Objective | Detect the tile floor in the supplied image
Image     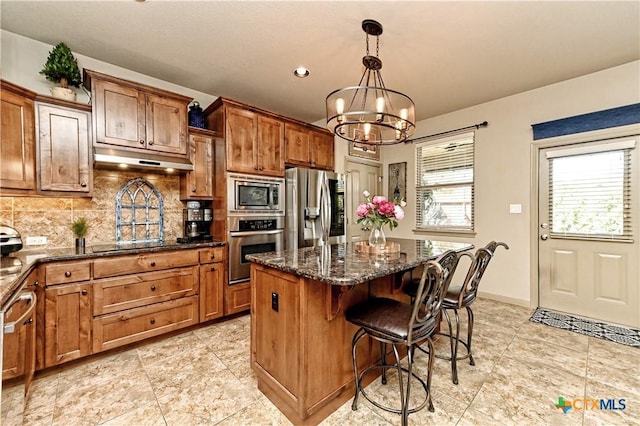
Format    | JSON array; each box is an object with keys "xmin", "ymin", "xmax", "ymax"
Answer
[{"xmin": 6, "ymin": 298, "xmax": 640, "ymax": 425}]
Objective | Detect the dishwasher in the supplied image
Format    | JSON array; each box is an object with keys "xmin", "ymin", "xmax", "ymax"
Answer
[{"xmin": 0, "ymin": 286, "xmax": 37, "ymax": 426}]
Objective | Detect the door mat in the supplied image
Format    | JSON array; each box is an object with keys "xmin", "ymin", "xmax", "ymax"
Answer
[{"xmin": 529, "ymin": 308, "xmax": 640, "ymax": 349}]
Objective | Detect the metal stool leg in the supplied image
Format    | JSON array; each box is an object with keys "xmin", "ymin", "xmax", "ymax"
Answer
[
  {"xmin": 425, "ymin": 338, "xmax": 435, "ymax": 412},
  {"xmin": 351, "ymin": 328, "xmax": 366, "ymax": 410},
  {"xmin": 466, "ymin": 306, "xmax": 475, "ymax": 366},
  {"xmin": 380, "ymin": 342, "xmax": 387, "ymax": 385}
]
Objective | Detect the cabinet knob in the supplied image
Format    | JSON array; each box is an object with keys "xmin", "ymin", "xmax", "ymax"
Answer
[
  {"xmin": 24, "ymin": 318, "xmax": 33, "ymax": 326},
  {"xmin": 151, "ymin": 285, "xmax": 157, "ymax": 291},
  {"xmin": 33, "ymin": 281, "xmax": 39, "ymax": 287},
  {"xmin": 150, "ymin": 262, "xmax": 156, "ymax": 267},
  {"xmin": 140, "ymin": 139, "xmax": 145, "ymax": 145},
  {"xmin": 210, "ymin": 254, "xmax": 216, "ymax": 260},
  {"xmin": 65, "ymin": 271, "xmax": 72, "ymax": 277},
  {"xmin": 210, "ymin": 266, "xmax": 216, "ymax": 271},
  {"xmin": 148, "ymin": 140, "xmax": 154, "ymax": 145},
  {"xmin": 81, "ymin": 182, "xmax": 87, "ymax": 187},
  {"xmin": 81, "ymin": 289, "xmax": 88, "ymax": 296},
  {"xmin": 192, "ymin": 187, "xmax": 197, "ymax": 193},
  {"xmin": 150, "ymin": 318, "xmax": 156, "ymax": 325}
]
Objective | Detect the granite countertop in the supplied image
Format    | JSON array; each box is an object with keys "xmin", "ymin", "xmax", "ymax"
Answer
[
  {"xmin": 0, "ymin": 240, "xmax": 226, "ymax": 308},
  {"xmin": 245, "ymin": 238, "xmax": 473, "ymax": 286}
]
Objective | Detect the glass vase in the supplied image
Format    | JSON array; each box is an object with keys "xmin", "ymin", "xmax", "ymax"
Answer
[{"xmin": 368, "ymin": 223, "xmax": 386, "ymax": 248}]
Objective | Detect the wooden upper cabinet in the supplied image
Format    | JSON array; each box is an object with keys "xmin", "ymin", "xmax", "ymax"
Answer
[
  {"xmin": 180, "ymin": 128, "xmax": 217, "ymax": 200},
  {"xmin": 285, "ymin": 122, "xmax": 335, "ymax": 170},
  {"xmin": 309, "ymin": 129, "xmax": 335, "ymax": 170},
  {"xmin": 256, "ymin": 115, "xmax": 285, "ymax": 176},
  {"xmin": 145, "ymin": 93, "xmax": 187, "ymax": 155},
  {"xmin": 84, "ymin": 69, "xmax": 191, "ymax": 157},
  {"xmin": 1, "ymin": 80, "xmax": 36, "ymax": 191},
  {"xmin": 36, "ymin": 101, "xmax": 92, "ymax": 195},
  {"xmin": 220, "ymin": 104, "xmax": 284, "ymax": 177}
]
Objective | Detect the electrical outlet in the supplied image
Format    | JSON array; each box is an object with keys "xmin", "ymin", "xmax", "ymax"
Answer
[{"xmin": 25, "ymin": 236, "xmax": 47, "ymax": 245}]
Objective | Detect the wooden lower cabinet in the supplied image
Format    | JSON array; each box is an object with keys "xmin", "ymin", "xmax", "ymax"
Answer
[
  {"xmin": 225, "ymin": 281, "xmax": 251, "ymax": 315},
  {"xmin": 93, "ymin": 296, "xmax": 199, "ymax": 352},
  {"xmin": 44, "ymin": 282, "xmax": 92, "ymax": 368},
  {"xmin": 200, "ymin": 263, "xmax": 224, "ymax": 322}
]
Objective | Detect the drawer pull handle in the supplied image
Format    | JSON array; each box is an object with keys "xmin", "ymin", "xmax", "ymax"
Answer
[
  {"xmin": 151, "ymin": 285, "xmax": 157, "ymax": 291},
  {"xmin": 64, "ymin": 271, "xmax": 72, "ymax": 277},
  {"xmin": 150, "ymin": 262, "xmax": 156, "ymax": 267},
  {"xmin": 150, "ymin": 318, "xmax": 156, "ymax": 325},
  {"xmin": 81, "ymin": 289, "xmax": 88, "ymax": 296}
]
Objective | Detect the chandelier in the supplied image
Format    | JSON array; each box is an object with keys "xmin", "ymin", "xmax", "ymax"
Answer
[{"xmin": 326, "ymin": 19, "xmax": 416, "ymax": 146}]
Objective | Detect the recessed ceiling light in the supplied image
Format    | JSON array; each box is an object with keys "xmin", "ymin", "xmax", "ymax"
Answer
[{"xmin": 293, "ymin": 67, "xmax": 310, "ymax": 78}]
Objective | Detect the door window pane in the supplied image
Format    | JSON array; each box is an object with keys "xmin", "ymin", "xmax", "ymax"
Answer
[{"xmin": 549, "ymin": 149, "xmax": 631, "ymax": 239}]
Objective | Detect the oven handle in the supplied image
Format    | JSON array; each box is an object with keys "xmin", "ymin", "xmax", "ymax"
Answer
[
  {"xmin": 3, "ymin": 291, "xmax": 36, "ymax": 334},
  {"xmin": 229, "ymin": 229, "xmax": 283, "ymax": 237}
]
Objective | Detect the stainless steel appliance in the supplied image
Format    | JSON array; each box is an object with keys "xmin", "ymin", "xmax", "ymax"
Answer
[
  {"xmin": 0, "ymin": 225, "xmax": 23, "ymax": 256},
  {"xmin": 178, "ymin": 207, "xmax": 213, "ymax": 243},
  {"xmin": 285, "ymin": 168, "xmax": 346, "ymax": 249},
  {"xmin": 227, "ymin": 173, "xmax": 284, "ymax": 215},
  {"xmin": 228, "ymin": 216, "xmax": 284, "ymax": 284},
  {"xmin": 1, "ymin": 259, "xmax": 36, "ymax": 424}
]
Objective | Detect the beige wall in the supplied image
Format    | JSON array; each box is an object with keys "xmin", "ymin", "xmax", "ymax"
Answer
[
  {"xmin": 0, "ymin": 170, "xmax": 185, "ymax": 249},
  {"xmin": 381, "ymin": 60, "xmax": 640, "ymax": 305}
]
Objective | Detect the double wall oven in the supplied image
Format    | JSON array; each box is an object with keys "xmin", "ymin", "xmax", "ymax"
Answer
[{"xmin": 227, "ymin": 174, "xmax": 285, "ymax": 284}]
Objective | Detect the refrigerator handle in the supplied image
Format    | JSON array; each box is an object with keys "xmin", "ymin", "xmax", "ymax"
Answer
[{"xmin": 320, "ymin": 171, "xmax": 331, "ymax": 244}]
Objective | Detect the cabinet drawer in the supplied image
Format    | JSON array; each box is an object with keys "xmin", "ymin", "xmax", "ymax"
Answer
[
  {"xmin": 93, "ymin": 266, "xmax": 199, "ymax": 315},
  {"xmin": 45, "ymin": 261, "xmax": 91, "ymax": 285},
  {"xmin": 199, "ymin": 246, "xmax": 225, "ymax": 263},
  {"xmin": 93, "ymin": 296, "xmax": 198, "ymax": 353},
  {"xmin": 93, "ymin": 250, "xmax": 199, "ymax": 278}
]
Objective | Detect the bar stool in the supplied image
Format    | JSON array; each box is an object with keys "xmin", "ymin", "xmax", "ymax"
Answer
[
  {"xmin": 404, "ymin": 241, "xmax": 509, "ymax": 384},
  {"xmin": 346, "ymin": 250, "xmax": 459, "ymax": 426}
]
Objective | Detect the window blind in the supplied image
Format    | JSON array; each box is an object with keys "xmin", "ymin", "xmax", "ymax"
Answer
[
  {"xmin": 549, "ymin": 146, "xmax": 633, "ymax": 240},
  {"xmin": 416, "ymin": 133, "xmax": 474, "ymax": 231}
]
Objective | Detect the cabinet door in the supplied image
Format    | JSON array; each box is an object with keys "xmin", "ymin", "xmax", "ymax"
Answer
[
  {"xmin": 310, "ymin": 130, "xmax": 335, "ymax": 171},
  {"xmin": 181, "ymin": 132, "xmax": 213, "ymax": 199},
  {"xmin": 0, "ymin": 88, "xmax": 36, "ymax": 190},
  {"xmin": 285, "ymin": 123, "xmax": 311, "ymax": 166},
  {"xmin": 44, "ymin": 282, "xmax": 92, "ymax": 368},
  {"xmin": 199, "ymin": 262, "xmax": 224, "ymax": 322},
  {"xmin": 145, "ymin": 94, "xmax": 187, "ymax": 155},
  {"xmin": 2, "ymin": 293, "xmax": 35, "ymax": 380},
  {"xmin": 225, "ymin": 281, "xmax": 251, "ymax": 315},
  {"xmin": 257, "ymin": 114, "xmax": 285, "ymax": 177},
  {"xmin": 37, "ymin": 103, "xmax": 92, "ymax": 194},
  {"xmin": 93, "ymin": 79, "xmax": 145, "ymax": 148},
  {"xmin": 226, "ymin": 106, "xmax": 258, "ymax": 174}
]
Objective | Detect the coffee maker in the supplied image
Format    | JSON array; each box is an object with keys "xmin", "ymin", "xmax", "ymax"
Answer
[{"xmin": 178, "ymin": 204, "xmax": 213, "ymax": 243}]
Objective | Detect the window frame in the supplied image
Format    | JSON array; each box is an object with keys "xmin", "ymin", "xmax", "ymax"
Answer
[{"xmin": 414, "ymin": 132, "xmax": 475, "ymax": 234}]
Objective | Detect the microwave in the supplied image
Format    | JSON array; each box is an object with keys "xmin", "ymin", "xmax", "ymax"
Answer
[{"xmin": 227, "ymin": 173, "xmax": 284, "ymax": 215}]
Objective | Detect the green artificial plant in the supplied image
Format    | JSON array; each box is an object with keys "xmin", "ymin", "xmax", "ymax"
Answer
[
  {"xmin": 71, "ymin": 217, "xmax": 89, "ymax": 239},
  {"xmin": 40, "ymin": 42, "xmax": 82, "ymax": 88}
]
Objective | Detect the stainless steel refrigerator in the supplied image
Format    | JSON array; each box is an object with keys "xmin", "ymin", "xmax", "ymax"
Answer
[{"xmin": 285, "ymin": 168, "xmax": 346, "ymax": 249}]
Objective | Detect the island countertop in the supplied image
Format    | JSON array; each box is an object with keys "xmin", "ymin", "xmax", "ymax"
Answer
[{"xmin": 246, "ymin": 238, "xmax": 473, "ymax": 286}]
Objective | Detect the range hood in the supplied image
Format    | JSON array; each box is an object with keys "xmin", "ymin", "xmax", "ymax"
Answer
[{"xmin": 93, "ymin": 147, "xmax": 194, "ymax": 173}]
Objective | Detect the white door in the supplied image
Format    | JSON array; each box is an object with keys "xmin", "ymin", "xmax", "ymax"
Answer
[
  {"xmin": 538, "ymin": 136, "xmax": 639, "ymax": 327},
  {"xmin": 345, "ymin": 160, "xmax": 381, "ymax": 242}
]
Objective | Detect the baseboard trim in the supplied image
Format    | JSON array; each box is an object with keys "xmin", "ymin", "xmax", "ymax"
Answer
[{"xmin": 477, "ymin": 291, "xmax": 531, "ymax": 309}]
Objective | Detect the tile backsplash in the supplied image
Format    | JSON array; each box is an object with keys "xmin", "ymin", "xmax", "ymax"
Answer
[{"xmin": 0, "ymin": 170, "xmax": 186, "ymax": 249}]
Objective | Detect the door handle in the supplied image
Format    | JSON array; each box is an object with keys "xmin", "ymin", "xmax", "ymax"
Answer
[{"xmin": 540, "ymin": 234, "xmax": 548, "ymax": 240}]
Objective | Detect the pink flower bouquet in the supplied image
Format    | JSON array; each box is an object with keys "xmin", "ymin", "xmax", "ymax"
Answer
[{"xmin": 355, "ymin": 190, "xmax": 406, "ymax": 231}]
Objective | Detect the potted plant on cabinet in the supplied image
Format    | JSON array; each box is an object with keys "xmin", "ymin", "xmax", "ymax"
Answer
[
  {"xmin": 71, "ymin": 217, "xmax": 89, "ymax": 251},
  {"xmin": 40, "ymin": 42, "xmax": 82, "ymax": 102}
]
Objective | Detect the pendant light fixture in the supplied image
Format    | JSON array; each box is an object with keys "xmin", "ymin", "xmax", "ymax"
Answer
[{"xmin": 326, "ymin": 19, "xmax": 415, "ymax": 146}]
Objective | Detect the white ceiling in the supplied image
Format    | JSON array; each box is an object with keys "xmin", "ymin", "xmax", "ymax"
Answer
[{"xmin": 2, "ymin": 1, "xmax": 639, "ymax": 124}]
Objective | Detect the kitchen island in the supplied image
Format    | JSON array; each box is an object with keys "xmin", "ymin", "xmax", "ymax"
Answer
[{"xmin": 247, "ymin": 238, "xmax": 472, "ymax": 425}]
